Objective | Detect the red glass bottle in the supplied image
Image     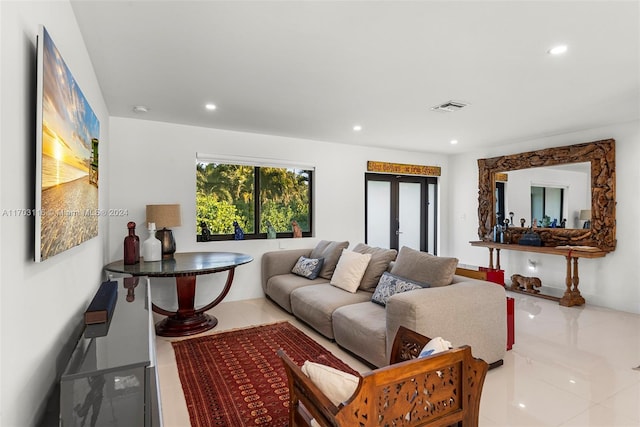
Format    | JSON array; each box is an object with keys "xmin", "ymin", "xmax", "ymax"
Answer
[{"xmin": 124, "ymin": 221, "xmax": 140, "ymax": 265}]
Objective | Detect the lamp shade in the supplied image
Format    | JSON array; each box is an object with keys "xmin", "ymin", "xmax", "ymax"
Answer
[
  {"xmin": 579, "ymin": 209, "xmax": 591, "ymax": 221},
  {"xmin": 146, "ymin": 204, "xmax": 182, "ymax": 229}
]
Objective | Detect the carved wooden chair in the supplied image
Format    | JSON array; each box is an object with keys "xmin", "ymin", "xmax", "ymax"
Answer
[{"xmin": 278, "ymin": 326, "xmax": 488, "ymax": 427}]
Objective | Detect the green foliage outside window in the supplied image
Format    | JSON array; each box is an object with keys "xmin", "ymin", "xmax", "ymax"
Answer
[{"xmin": 196, "ymin": 162, "xmax": 311, "ymax": 238}]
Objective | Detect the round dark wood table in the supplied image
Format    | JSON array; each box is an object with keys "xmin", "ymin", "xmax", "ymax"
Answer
[{"xmin": 104, "ymin": 252, "xmax": 253, "ymax": 337}]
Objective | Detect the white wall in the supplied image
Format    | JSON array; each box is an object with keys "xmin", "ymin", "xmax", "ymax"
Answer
[
  {"xmin": 107, "ymin": 117, "xmax": 451, "ymax": 305},
  {"xmin": 449, "ymin": 120, "xmax": 640, "ymax": 314},
  {"xmin": 0, "ymin": 2, "xmax": 109, "ymax": 426}
]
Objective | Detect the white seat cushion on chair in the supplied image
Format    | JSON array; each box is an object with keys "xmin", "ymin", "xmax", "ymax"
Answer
[{"xmin": 301, "ymin": 360, "xmax": 360, "ymax": 407}]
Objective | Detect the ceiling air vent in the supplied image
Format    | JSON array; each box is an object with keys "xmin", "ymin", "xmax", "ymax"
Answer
[{"xmin": 431, "ymin": 100, "xmax": 468, "ymax": 112}]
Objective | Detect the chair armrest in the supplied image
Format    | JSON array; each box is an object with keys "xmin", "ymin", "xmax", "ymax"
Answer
[{"xmin": 261, "ymin": 249, "xmax": 312, "ymax": 292}]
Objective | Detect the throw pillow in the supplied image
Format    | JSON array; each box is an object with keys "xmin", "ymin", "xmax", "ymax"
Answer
[
  {"xmin": 390, "ymin": 246, "xmax": 458, "ymax": 287},
  {"xmin": 371, "ymin": 271, "xmax": 427, "ymax": 306},
  {"xmin": 301, "ymin": 361, "xmax": 359, "ymax": 407},
  {"xmin": 352, "ymin": 243, "xmax": 398, "ymax": 291},
  {"xmin": 418, "ymin": 337, "xmax": 452, "ymax": 358},
  {"xmin": 291, "ymin": 256, "xmax": 324, "ymax": 280},
  {"xmin": 330, "ymin": 250, "xmax": 372, "ymax": 293},
  {"xmin": 309, "ymin": 240, "xmax": 350, "ymax": 280}
]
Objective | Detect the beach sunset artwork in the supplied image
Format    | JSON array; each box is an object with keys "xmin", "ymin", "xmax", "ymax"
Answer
[{"xmin": 35, "ymin": 26, "xmax": 100, "ymax": 261}]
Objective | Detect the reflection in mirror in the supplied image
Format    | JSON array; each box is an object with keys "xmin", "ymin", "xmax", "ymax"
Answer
[{"xmin": 496, "ymin": 163, "xmax": 591, "ymax": 229}]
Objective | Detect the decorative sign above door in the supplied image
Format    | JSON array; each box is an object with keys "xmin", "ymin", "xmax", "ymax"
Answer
[{"xmin": 367, "ymin": 161, "xmax": 441, "ymax": 177}]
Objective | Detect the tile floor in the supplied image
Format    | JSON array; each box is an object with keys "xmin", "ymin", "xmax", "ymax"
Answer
[{"xmin": 154, "ymin": 291, "xmax": 640, "ymax": 426}]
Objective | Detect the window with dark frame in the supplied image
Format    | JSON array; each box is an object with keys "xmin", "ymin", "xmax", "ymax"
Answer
[{"xmin": 196, "ymin": 161, "xmax": 313, "ymax": 241}]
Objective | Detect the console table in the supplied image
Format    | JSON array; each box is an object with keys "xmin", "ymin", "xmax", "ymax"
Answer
[
  {"xmin": 470, "ymin": 241, "xmax": 607, "ymax": 306},
  {"xmin": 60, "ymin": 277, "xmax": 161, "ymax": 426},
  {"xmin": 104, "ymin": 252, "xmax": 253, "ymax": 337}
]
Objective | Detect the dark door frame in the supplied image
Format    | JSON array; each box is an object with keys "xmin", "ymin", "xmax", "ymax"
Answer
[{"xmin": 364, "ymin": 173, "xmax": 438, "ymax": 253}]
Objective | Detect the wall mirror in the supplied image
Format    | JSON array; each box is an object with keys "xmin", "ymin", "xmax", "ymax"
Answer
[{"xmin": 477, "ymin": 139, "xmax": 616, "ymax": 252}]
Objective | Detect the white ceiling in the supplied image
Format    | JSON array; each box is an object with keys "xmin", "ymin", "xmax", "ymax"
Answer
[{"xmin": 70, "ymin": 1, "xmax": 640, "ymax": 154}]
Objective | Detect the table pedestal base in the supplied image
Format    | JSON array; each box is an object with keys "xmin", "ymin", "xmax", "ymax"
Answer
[{"xmin": 155, "ymin": 313, "xmax": 218, "ymax": 337}]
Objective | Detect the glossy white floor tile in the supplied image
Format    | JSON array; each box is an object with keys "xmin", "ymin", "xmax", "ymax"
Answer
[{"xmin": 154, "ymin": 292, "xmax": 640, "ymax": 427}]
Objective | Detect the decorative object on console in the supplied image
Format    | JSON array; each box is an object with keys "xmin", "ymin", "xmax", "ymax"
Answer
[
  {"xmin": 123, "ymin": 221, "xmax": 140, "ymax": 265},
  {"xmin": 233, "ymin": 220, "xmax": 244, "ymax": 240},
  {"xmin": 520, "ymin": 218, "xmax": 526, "ymax": 227},
  {"xmin": 580, "ymin": 209, "xmax": 591, "ymax": 229},
  {"xmin": 141, "ymin": 222, "xmax": 162, "ymax": 261},
  {"xmin": 518, "ymin": 229, "xmax": 542, "ymax": 246},
  {"xmin": 510, "ymin": 274, "xmax": 542, "ymax": 293},
  {"xmin": 146, "ymin": 204, "xmax": 181, "ymax": 258}
]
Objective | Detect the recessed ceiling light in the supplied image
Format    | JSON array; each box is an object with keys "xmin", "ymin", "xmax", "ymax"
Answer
[
  {"xmin": 132, "ymin": 105, "xmax": 148, "ymax": 113},
  {"xmin": 205, "ymin": 103, "xmax": 217, "ymax": 111},
  {"xmin": 353, "ymin": 125, "xmax": 362, "ymax": 132},
  {"xmin": 548, "ymin": 44, "xmax": 568, "ymax": 55},
  {"xmin": 450, "ymin": 139, "xmax": 458, "ymax": 145}
]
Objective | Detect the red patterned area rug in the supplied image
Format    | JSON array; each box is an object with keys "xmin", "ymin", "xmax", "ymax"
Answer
[{"xmin": 172, "ymin": 321, "xmax": 358, "ymax": 427}]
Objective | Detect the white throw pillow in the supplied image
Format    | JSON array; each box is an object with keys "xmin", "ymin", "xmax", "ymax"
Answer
[
  {"xmin": 301, "ymin": 361, "xmax": 360, "ymax": 407},
  {"xmin": 330, "ymin": 250, "xmax": 372, "ymax": 293},
  {"xmin": 418, "ymin": 336, "xmax": 452, "ymax": 358}
]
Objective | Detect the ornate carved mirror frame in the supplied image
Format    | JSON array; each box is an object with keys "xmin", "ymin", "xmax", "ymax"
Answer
[{"xmin": 477, "ymin": 139, "xmax": 616, "ymax": 252}]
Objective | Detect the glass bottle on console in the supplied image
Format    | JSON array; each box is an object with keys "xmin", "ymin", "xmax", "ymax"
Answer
[{"xmin": 124, "ymin": 221, "xmax": 140, "ymax": 264}]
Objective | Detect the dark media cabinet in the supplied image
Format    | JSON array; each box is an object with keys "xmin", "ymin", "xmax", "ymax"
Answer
[{"xmin": 60, "ymin": 277, "xmax": 162, "ymax": 426}]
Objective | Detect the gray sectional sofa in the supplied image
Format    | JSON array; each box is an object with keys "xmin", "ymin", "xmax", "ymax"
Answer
[{"xmin": 261, "ymin": 242, "xmax": 507, "ymax": 368}]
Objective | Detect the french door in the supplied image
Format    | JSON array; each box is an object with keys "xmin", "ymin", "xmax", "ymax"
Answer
[{"xmin": 365, "ymin": 173, "xmax": 438, "ymax": 254}]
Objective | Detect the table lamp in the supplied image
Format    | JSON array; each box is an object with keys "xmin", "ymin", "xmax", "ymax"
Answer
[
  {"xmin": 146, "ymin": 204, "xmax": 181, "ymax": 258},
  {"xmin": 579, "ymin": 209, "xmax": 591, "ymax": 229}
]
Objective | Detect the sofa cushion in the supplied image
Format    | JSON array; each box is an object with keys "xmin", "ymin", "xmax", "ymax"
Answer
[
  {"xmin": 390, "ymin": 246, "xmax": 458, "ymax": 287},
  {"xmin": 290, "ymin": 284, "xmax": 372, "ymax": 339},
  {"xmin": 352, "ymin": 243, "xmax": 397, "ymax": 291},
  {"xmin": 330, "ymin": 250, "xmax": 372, "ymax": 293},
  {"xmin": 291, "ymin": 256, "xmax": 324, "ymax": 280},
  {"xmin": 332, "ymin": 302, "xmax": 388, "ymax": 367},
  {"xmin": 371, "ymin": 272, "xmax": 427, "ymax": 306},
  {"xmin": 266, "ymin": 274, "xmax": 329, "ymax": 313},
  {"xmin": 310, "ymin": 240, "xmax": 350, "ymax": 280}
]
